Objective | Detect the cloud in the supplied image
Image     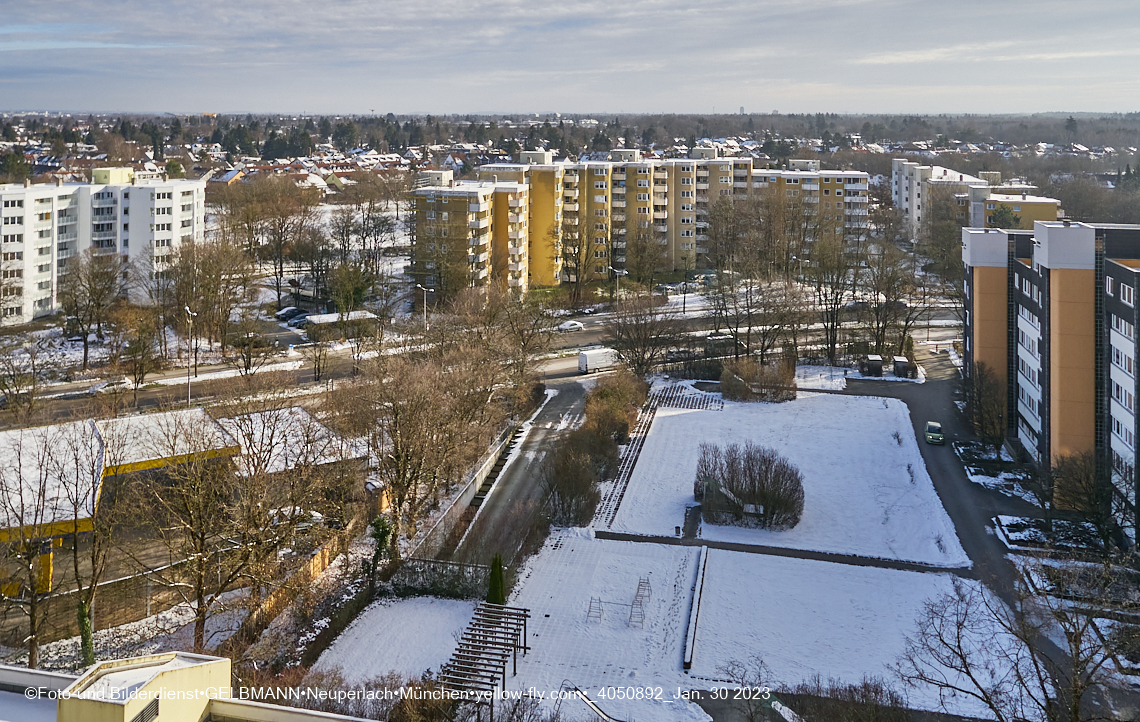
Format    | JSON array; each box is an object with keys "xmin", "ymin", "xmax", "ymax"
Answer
[{"xmin": 0, "ymin": 1, "xmax": 1135, "ymax": 113}]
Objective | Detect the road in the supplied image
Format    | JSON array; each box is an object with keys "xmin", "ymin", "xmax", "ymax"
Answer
[{"xmin": 450, "ymin": 375, "xmax": 588, "ymax": 566}]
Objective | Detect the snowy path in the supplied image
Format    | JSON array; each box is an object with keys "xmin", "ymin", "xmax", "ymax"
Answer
[{"xmin": 593, "ymin": 530, "xmax": 972, "ymax": 576}]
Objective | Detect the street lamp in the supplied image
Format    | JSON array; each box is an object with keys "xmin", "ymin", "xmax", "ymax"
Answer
[
  {"xmin": 415, "ymin": 284, "xmax": 434, "ymax": 329},
  {"xmin": 184, "ymin": 306, "xmax": 197, "ymax": 407},
  {"xmin": 608, "ymin": 266, "xmax": 627, "ymax": 298}
]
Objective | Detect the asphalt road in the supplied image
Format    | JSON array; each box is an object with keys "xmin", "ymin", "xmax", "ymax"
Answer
[{"xmin": 451, "ymin": 376, "xmax": 588, "ymax": 567}]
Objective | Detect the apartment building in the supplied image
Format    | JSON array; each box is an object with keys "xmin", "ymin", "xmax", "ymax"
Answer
[
  {"xmin": 963, "ymin": 220, "xmax": 1140, "ymax": 538},
  {"xmin": 408, "ymin": 171, "xmax": 529, "ymax": 298},
  {"xmin": 0, "ymin": 168, "xmax": 207, "ymax": 324},
  {"xmin": 413, "ymin": 149, "xmax": 870, "ymax": 291},
  {"xmin": 892, "ymin": 158, "xmax": 1061, "ymax": 238}
]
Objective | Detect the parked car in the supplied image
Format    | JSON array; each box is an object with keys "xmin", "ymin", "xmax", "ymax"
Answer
[
  {"xmin": 667, "ymin": 349, "xmax": 701, "ymax": 362},
  {"xmin": 924, "ymin": 421, "xmax": 944, "ymax": 445},
  {"xmin": 275, "ymin": 306, "xmax": 304, "ymax": 321},
  {"xmin": 558, "ymin": 320, "xmax": 585, "ymax": 333},
  {"xmin": 286, "ymin": 313, "xmax": 311, "ymax": 328}
]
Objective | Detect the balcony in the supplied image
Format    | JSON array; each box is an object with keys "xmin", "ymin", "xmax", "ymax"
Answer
[
  {"xmin": 508, "ymin": 230, "xmax": 525, "ymax": 240},
  {"xmin": 653, "ymin": 211, "xmax": 668, "ymax": 220},
  {"xmin": 696, "ymin": 234, "xmax": 709, "ymax": 241},
  {"xmin": 508, "ymin": 276, "xmax": 524, "ymax": 288},
  {"xmin": 508, "ymin": 262, "xmax": 524, "ymax": 272},
  {"xmin": 653, "ymin": 170, "xmax": 668, "ymax": 178},
  {"xmin": 565, "ymin": 217, "xmax": 579, "ymax": 226},
  {"xmin": 611, "ymin": 186, "xmax": 625, "ymax": 195},
  {"xmin": 473, "ymin": 267, "xmax": 489, "ymax": 280},
  {"xmin": 92, "ymin": 197, "xmax": 116, "ymax": 208},
  {"xmin": 612, "ymin": 214, "xmax": 626, "ymax": 222},
  {"xmin": 802, "ymin": 183, "xmax": 819, "ymax": 191},
  {"xmin": 654, "ymin": 225, "xmax": 668, "ymax": 233},
  {"xmin": 845, "ymin": 182, "xmax": 869, "ymax": 191},
  {"xmin": 612, "ymin": 173, "xmax": 626, "ymax": 181},
  {"xmin": 92, "ymin": 231, "xmax": 116, "ymax": 242},
  {"xmin": 613, "ymin": 227, "xmax": 626, "ymax": 235},
  {"xmin": 469, "ymin": 216, "xmax": 491, "ymax": 229},
  {"xmin": 508, "ymin": 213, "xmax": 525, "ymax": 224},
  {"xmin": 469, "ymin": 202, "xmax": 490, "ymax": 212},
  {"xmin": 563, "ymin": 188, "xmax": 579, "ymax": 199},
  {"xmin": 733, "ymin": 171, "xmax": 749, "ymax": 178},
  {"xmin": 733, "ymin": 182, "xmax": 748, "ymax": 189},
  {"xmin": 695, "ymin": 195, "xmax": 709, "ymax": 203},
  {"xmin": 508, "ymin": 197, "xmax": 525, "ymax": 208},
  {"xmin": 696, "ymin": 183, "xmax": 710, "ymax": 190},
  {"xmin": 612, "ymin": 241, "xmax": 626, "ymax": 249},
  {"xmin": 612, "ymin": 200, "xmax": 626, "ymax": 208},
  {"xmin": 751, "ymin": 181, "xmax": 768, "ymax": 189},
  {"xmin": 614, "ymin": 256, "xmax": 626, "ymax": 264},
  {"xmin": 563, "ymin": 203, "xmax": 579, "ymax": 212},
  {"xmin": 508, "ymin": 244, "xmax": 526, "ymax": 255},
  {"xmin": 563, "ymin": 173, "xmax": 579, "ymax": 183},
  {"xmin": 469, "ymin": 251, "xmax": 489, "ymax": 264},
  {"xmin": 848, "ymin": 195, "xmax": 869, "ymax": 203},
  {"xmin": 57, "ymin": 232, "xmax": 77, "ymax": 243},
  {"xmin": 804, "ymin": 196, "xmax": 819, "ymax": 203}
]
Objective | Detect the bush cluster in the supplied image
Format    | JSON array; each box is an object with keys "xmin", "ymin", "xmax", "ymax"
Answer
[
  {"xmin": 697, "ymin": 441, "xmax": 804, "ymax": 530},
  {"xmin": 720, "ymin": 358, "xmax": 796, "ymax": 403},
  {"xmin": 542, "ymin": 371, "xmax": 647, "ymax": 526}
]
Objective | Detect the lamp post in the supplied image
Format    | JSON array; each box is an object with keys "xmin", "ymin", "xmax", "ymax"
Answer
[
  {"xmin": 184, "ymin": 306, "xmax": 197, "ymax": 407},
  {"xmin": 416, "ymin": 284, "xmax": 433, "ymax": 329},
  {"xmin": 608, "ymin": 266, "xmax": 627, "ymax": 299}
]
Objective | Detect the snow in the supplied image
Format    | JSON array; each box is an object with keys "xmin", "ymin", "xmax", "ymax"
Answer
[
  {"xmin": 793, "ymin": 365, "xmax": 847, "ymax": 390},
  {"xmin": 314, "ymin": 597, "xmax": 475, "ymax": 681},
  {"xmin": 688, "ymin": 548, "xmax": 990, "ymax": 718},
  {"xmin": 610, "ymin": 393, "xmax": 969, "ymax": 567},
  {"xmin": 508, "ymin": 532, "xmax": 711, "ymax": 721}
]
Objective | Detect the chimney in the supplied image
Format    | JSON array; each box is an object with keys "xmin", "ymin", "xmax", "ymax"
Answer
[
  {"xmin": 1063, "ymin": 220, "xmax": 1071, "ymax": 227},
  {"xmin": 23, "ymin": 179, "xmax": 30, "ymax": 188},
  {"xmin": 56, "ymin": 178, "xmax": 63, "ymax": 187},
  {"xmin": 1022, "ymin": 193, "xmax": 1026, "ymax": 200}
]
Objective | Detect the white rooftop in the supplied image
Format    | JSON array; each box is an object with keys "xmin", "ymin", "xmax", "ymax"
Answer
[
  {"xmin": 217, "ymin": 406, "xmax": 365, "ymax": 477},
  {"xmin": 0, "ymin": 420, "xmax": 103, "ymax": 532},
  {"xmin": 95, "ymin": 408, "xmax": 237, "ymax": 475}
]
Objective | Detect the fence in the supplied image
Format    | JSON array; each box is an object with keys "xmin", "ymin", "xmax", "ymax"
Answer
[{"xmin": 387, "ymin": 557, "xmax": 490, "ymax": 599}]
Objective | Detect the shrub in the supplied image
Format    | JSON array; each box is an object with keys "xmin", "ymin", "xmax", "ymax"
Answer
[
  {"xmin": 585, "ymin": 370, "xmax": 648, "ymax": 443},
  {"xmin": 698, "ymin": 441, "xmax": 805, "ymax": 530},
  {"xmin": 540, "ymin": 429, "xmax": 605, "ymax": 526},
  {"xmin": 720, "ymin": 358, "xmax": 796, "ymax": 403}
]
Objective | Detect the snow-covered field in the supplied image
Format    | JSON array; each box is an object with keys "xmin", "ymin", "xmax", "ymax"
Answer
[
  {"xmin": 688, "ymin": 549, "xmax": 990, "ymax": 719},
  {"xmin": 314, "ymin": 597, "xmax": 475, "ymax": 681},
  {"xmin": 611, "ymin": 391, "xmax": 969, "ymax": 567},
  {"xmin": 509, "ymin": 530, "xmax": 711, "ymax": 721}
]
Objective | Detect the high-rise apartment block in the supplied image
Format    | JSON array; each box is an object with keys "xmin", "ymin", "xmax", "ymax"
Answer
[
  {"xmin": 963, "ymin": 221, "xmax": 1140, "ymax": 537},
  {"xmin": 892, "ymin": 158, "xmax": 1061, "ymax": 238},
  {"xmin": 0, "ymin": 168, "xmax": 207, "ymax": 324},
  {"xmin": 409, "ymin": 150, "xmax": 869, "ymax": 297}
]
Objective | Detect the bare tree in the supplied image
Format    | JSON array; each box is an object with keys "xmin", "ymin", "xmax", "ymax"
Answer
[
  {"xmin": 968, "ymin": 361, "xmax": 1006, "ymax": 453},
  {"xmin": 896, "ymin": 564, "xmax": 1117, "ymax": 722},
  {"xmin": 57, "ymin": 247, "xmax": 127, "ymax": 370},
  {"xmin": 603, "ymin": 293, "xmax": 681, "ymax": 378},
  {"xmin": 0, "ymin": 335, "xmax": 45, "ymax": 417},
  {"xmin": 804, "ymin": 236, "xmax": 858, "ymax": 366}
]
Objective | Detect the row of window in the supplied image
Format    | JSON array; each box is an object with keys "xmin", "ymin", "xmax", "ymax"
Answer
[
  {"xmin": 1113, "ymin": 313, "xmax": 1135, "ymax": 339},
  {"xmin": 1018, "ymin": 357, "xmax": 1039, "ymax": 388},
  {"xmin": 1113, "ymin": 344, "xmax": 1135, "ymax": 376},
  {"xmin": 1106, "ymin": 277, "xmax": 1136, "ymax": 306},
  {"xmin": 1113, "ymin": 415, "xmax": 1135, "ymax": 449},
  {"xmin": 1018, "ymin": 385, "xmax": 1040, "ymax": 417}
]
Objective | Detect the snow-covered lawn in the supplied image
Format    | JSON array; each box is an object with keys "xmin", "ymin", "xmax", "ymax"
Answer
[
  {"xmin": 610, "ymin": 391, "xmax": 969, "ymax": 567},
  {"xmin": 314, "ymin": 597, "xmax": 475, "ymax": 682},
  {"xmin": 689, "ymin": 548, "xmax": 989, "ymax": 718},
  {"xmin": 509, "ymin": 530, "xmax": 711, "ymax": 721}
]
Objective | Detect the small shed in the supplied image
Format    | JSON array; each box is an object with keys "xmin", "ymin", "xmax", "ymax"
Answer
[
  {"xmin": 866, "ymin": 354, "xmax": 883, "ymax": 377},
  {"xmin": 893, "ymin": 356, "xmax": 910, "ymax": 377}
]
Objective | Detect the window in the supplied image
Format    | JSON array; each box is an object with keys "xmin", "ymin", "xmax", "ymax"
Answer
[
  {"xmin": 1113, "ymin": 344, "xmax": 1135, "ymax": 376},
  {"xmin": 593, "ymin": 168, "xmax": 606, "ymax": 176},
  {"xmin": 36, "ymin": 263, "xmax": 50, "ymax": 274},
  {"xmin": 680, "ymin": 204, "xmax": 694, "ymax": 211},
  {"xmin": 1, "ymin": 252, "xmax": 21, "ymax": 261},
  {"xmin": 593, "ymin": 195, "xmax": 606, "ymax": 203},
  {"xmin": 680, "ymin": 216, "xmax": 694, "ymax": 224},
  {"xmin": 594, "ymin": 209, "xmax": 607, "ymax": 217},
  {"xmin": 636, "ymin": 193, "xmax": 649, "ymax": 202},
  {"xmin": 1113, "ymin": 313, "xmax": 1135, "ymax": 339},
  {"xmin": 154, "ymin": 223, "xmax": 172, "ymax": 232},
  {"xmin": 986, "ymin": 202, "xmax": 995, "ymax": 210},
  {"xmin": 593, "ymin": 249, "xmax": 607, "ymax": 258},
  {"xmin": 36, "ymin": 246, "xmax": 48, "ymax": 256},
  {"xmin": 594, "ymin": 223, "xmax": 607, "ymax": 231},
  {"xmin": 1107, "ymin": 277, "xmax": 1115, "ymax": 295},
  {"xmin": 1018, "ymin": 385, "xmax": 1039, "ymax": 417},
  {"xmin": 594, "ymin": 181, "xmax": 607, "ymax": 189},
  {"xmin": 1113, "ymin": 415, "xmax": 1135, "ymax": 448},
  {"xmin": 2, "ymin": 306, "xmax": 22, "ymax": 317},
  {"xmin": 155, "ymin": 191, "xmax": 172, "ymax": 200},
  {"xmin": 155, "ymin": 207, "xmax": 172, "ymax": 215},
  {"xmin": 1, "ymin": 269, "xmax": 22, "ymax": 279},
  {"xmin": 680, "ymin": 190, "xmax": 694, "ymax": 198},
  {"xmin": 1113, "ymin": 380, "xmax": 1135, "ymax": 412},
  {"xmin": 1019, "ymin": 305, "xmax": 1040, "ymax": 328},
  {"xmin": 1122, "ymin": 284, "xmax": 1135, "ymax": 307},
  {"xmin": 835, "ymin": 190, "xmax": 843, "ymax": 197},
  {"xmin": 681, "ymin": 177, "xmax": 693, "ymax": 185},
  {"xmin": 637, "ymin": 207, "xmax": 650, "ymax": 215},
  {"xmin": 720, "ymin": 176, "xmax": 731, "ymax": 184},
  {"xmin": 2, "ymin": 217, "xmax": 22, "ymax": 225},
  {"xmin": 637, "ymin": 179, "xmax": 650, "ymax": 188},
  {"xmin": 637, "ymin": 168, "xmax": 649, "ymax": 175},
  {"xmin": 823, "ymin": 189, "xmax": 830, "ymax": 196},
  {"xmin": 124, "ymin": 223, "xmax": 130, "ymax": 231},
  {"xmin": 2, "ymin": 200, "xmax": 23, "ymax": 208},
  {"xmin": 2, "ymin": 234, "xmax": 22, "ymax": 243}
]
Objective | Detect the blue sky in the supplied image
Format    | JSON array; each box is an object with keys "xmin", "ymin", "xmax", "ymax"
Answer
[{"xmin": 0, "ymin": 1, "xmax": 1137, "ymax": 114}]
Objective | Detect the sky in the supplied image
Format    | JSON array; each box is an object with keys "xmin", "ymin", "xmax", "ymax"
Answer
[{"xmin": 1, "ymin": 0, "xmax": 1138, "ymax": 115}]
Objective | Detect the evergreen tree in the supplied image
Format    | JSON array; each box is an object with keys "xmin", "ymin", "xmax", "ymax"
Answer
[{"xmin": 486, "ymin": 553, "xmax": 505, "ymax": 605}]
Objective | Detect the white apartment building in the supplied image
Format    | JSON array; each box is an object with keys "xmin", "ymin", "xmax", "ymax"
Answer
[
  {"xmin": 892, "ymin": 158, "xmax": 991, "ymax": 238},
  {"xmin": 0, "ymin": 168, "xmax": 206, "ymax": 324}
]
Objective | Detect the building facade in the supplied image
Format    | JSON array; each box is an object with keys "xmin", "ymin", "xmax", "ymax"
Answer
[
  {"xmin": 963, "ymin": 221, "xmax": 1140, "ymax": 539},
  {"xmin": 892, "ymin": 158, "xmax": 1061, "ymax": 238},
  {"xmin": 0, "ymin": 168, "xmax": 207, "ymax": 324},
  {"xmin": 409, "ymin": 150, "xmax": 870, "ymax": 297}
]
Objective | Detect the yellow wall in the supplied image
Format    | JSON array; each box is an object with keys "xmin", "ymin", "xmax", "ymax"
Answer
[
  {"xmin": 527, "ymin": 169, "xmax": 561, "ymax": 287},
  {"xmin": 92, "ymin": 168, "xmax": 134, "ymax": 185},
  {"xmin": 972, "ymin": 266, "xmax": 1008, "ymax": 385},
  {"xmin": 986, "ymin": 201, "xmax": 1059, "ymax": 230},
  {"xmin": 59, "ymin": 654, "xmax": 230, "ymax": 722},
  {"xmin": 1049, "ymin": 268, "xmax": 1096, "ymax": 463}
]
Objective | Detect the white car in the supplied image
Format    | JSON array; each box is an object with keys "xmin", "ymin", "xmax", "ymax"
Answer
[{"xmin": 558, "ymin": 320, "xmax": 585, "ymax": 332}]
